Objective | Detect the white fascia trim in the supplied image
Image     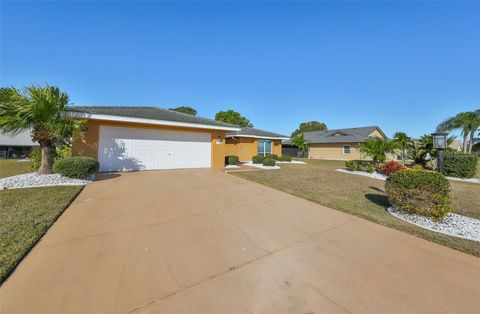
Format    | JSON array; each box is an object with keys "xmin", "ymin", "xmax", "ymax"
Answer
[
  {"xmin": 226, "ymin": 134, "xmax": 290, "ymax": 140},
  {"xmin": 68, "ymin": 112, "xmax": 241, "ymax": 131}
]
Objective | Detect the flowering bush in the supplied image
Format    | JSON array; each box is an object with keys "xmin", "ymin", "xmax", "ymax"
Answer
[{"xmin": 381, "ymin": 160, "xmax": 406, "ymax": 176}]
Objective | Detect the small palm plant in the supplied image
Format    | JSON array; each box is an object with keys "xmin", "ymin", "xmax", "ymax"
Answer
[
  {"xmin": 359, "ymin": 137, "xmax": 395, "ymax": 166},
  {"xmin": 393, "ymin": 132, "xmax": 411, "ymax": 165},
  {"xmin": 291, "ymin": 133, "xmax": 309, "ymax": 158},
  {"xmin": 0, "ymin": 85, "xmax": 84, "ymax": 174}
]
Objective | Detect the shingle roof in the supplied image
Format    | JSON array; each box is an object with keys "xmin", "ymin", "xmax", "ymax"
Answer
[
  {"xmin": 68, "ymin": 106, "xmax": 239, "ymax": 129},
  {"xmin": 226, "ymin": 127, "xmax": 289, "ymax": 140},
  {"xmin": 283, "ymin": 126, "xmax": 385, "ymax": 144}
]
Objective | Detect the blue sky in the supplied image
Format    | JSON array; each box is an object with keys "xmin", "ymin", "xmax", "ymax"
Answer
[{"xmin": 1, "ymin": 1, "xmax": 479, "ymax": 138}]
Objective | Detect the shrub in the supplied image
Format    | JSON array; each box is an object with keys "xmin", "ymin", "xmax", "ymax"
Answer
[
  {"xmin": 385, "ymin": 170, "xmax": 452, "ymax": 220},
  {"xmin": 345, "ymin": 160, "xmax": 359, "ymax": 171},
  {"xmin": 381, "ymin": 160, "xmax": 406, "ymax": 176},
  {"xmin": 252, "ymin": 155, "xmax": 265, "ymax": 164},
  {"xmin": 29, "ymin": 147, "xmax": 43, "ymax": 171},
  {"xmin": 268, "ymin": 154, "xmax": 279, "ymax": 160},
  {"xmin": 55, "ymin": 145, "xmax": 72, "ymax": 160},
  {"xmin": 53, "ymin": 157, "xmax": 99, "ymax": 179},
  {"xmin": 443, "ymin": 151, "xmax": 478, "ymax": 178},
  {"xmin": 225, "ymin": 155, "xmax": 239, "ymax": 165},
  {"xmin": 278, "ymin": 155, "xmax": 292, "ymax": 162},
  {"xmin": 262, "ymin": 156, "xmax": 276, "ymax": 166},
  {"xmin": 365, "ymin": 163, "xmax": 375, "ymax": 173}
]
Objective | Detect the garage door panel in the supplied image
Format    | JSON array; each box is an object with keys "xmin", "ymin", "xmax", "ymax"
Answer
[{"xmin": 98, "ymin": 126, "xmax": 211, "ymax": 172}]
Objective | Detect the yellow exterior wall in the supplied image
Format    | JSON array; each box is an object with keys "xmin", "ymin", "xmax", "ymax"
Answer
[
  {"xmin": 225, "ymin": 138, "xmax": 282, "ymax": 161},
  {"xmin": 308, "ymin": 143, "xmax": 363, "ymax": 160},
  {"xmin": 72, "ymin": 119, "xmax": 227, "ymax": 169},
  {"xmin": 368, "ymin": 129, "xmax": 386, "ymax": 139}
]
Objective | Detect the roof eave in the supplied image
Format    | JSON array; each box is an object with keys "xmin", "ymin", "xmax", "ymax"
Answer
[
  {"xmin": 67, "ymin": 112, "xmax": 242, "ymax": 132},
  {"xmin": 225, "ymin": 134, "xmax": 290, "ymax": 140}
]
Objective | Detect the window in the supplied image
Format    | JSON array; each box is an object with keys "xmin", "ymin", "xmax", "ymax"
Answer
[
  {"xmin": 258, "ymin": 140, "xmax": 272, "ymax": 156},
  {"xmin": 343, "ymin": 145, "xmax": 351, "ymax": 154}
]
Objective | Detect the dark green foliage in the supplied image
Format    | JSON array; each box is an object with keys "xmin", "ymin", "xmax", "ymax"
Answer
[
  {"xmin": 262, "ymin": 155, "xmax": 276, "ymax": 166},
  {"xmin": 385, "ymin": 170, "xmax": 452, "ymax": 220},
  {"xmin": 291, "ymin": 121, "xmax": 327, "ymax": 138},
  {"xmin": 169, "ymin": 106, "xmax": 197, "ymax": 116},
  {"xmin": 443, "ymin": 151, "xmax": 478, "ymax": 178},
  {"xmin": 268, "ymin": 154, "xmax": 279, "ymax": 160},
  {"xmin": 52, "ymin": 157, "xmax": 99, "ymax": 179},
  {"xmin": 225, "ymin": 155, "xmax": 239, "ymax": 165},
  {"xmin": 252, "ymin": 155, "xmax": 265, "ymax": 164},
  {"xmin": 278, "ymin": 155, "xmax": 292, "ymax": 162},
  {"xmin": 29, "ymin": 147, "xmax": 44, "ymax": 171},
  {"xmin": 345, "ymin": 160, "xmax": 375, "ymax": 173}
]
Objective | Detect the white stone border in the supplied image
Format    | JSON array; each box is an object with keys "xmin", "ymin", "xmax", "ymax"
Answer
[
  {"xmin": 336, "ymin": 168, "xmax": 480, "ymax": 184},
  {"xmin": 387, "ymin": 206, "xmax": 480, "ymax": 242}
]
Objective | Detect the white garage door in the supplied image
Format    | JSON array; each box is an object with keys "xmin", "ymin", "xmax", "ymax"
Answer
[{"xmin": 98, "ymin": 126, "xmax": 211, "ymax": 172}]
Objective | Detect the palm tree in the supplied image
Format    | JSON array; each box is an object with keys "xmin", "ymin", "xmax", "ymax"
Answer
[
  {"xmin": 291, "ymin": 133, "xmax": 309, "ymax": 158},
  {"xmin": 436, "ymin": 110, "xmax": 480, "ymax": 153},
  {"xmin": 393, "ymin": 131, "xmax": 411, "ymax": 165},
  {"xmin": 359, "ymin": 137, "xmax": 395, "ymax": 166},
  {"xmin": 0, "ymin": 85, "xmax": 84, "ymax": 174}
]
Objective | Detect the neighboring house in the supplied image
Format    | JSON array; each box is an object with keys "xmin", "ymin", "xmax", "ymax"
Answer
[
  {"xmin": 225, "ymin": 128, "xmax": 289, "ymax": 161},
  {"xmin": 284, "ymin": 126, "xmax": 387, "ymax": 160},
  {"xmin": 69, "ymin": 106, "xmax": 241, "ymax": 172},
  {"xmin": 448, "ymin": 139, "xmax": 463, "ymax": 152},
  {"xmin": 0, "ymin": 129, "xmax": 38, "ymax": 159}
]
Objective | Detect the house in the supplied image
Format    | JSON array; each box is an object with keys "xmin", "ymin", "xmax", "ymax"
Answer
[
  {"xmin": 69, "ymin": 106, "xmax": 242, "ymax": 172},
  {"xmin": 225, "ymin": 128, "xmax": 289, "ymax": 161},
  {"xmin": 0, "ymin": 129, "xmax": 38, "ymax": 159},
  {"xmin": 284, "ymin": 126, "xmax": 387, "ymax": 160}
]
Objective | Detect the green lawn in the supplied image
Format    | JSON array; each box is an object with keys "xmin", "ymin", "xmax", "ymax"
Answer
[
  {"xmin": 232, "ymin": 159, "xmax": 480, "ymax": 257},
  {"xmin": 0, "ymin": 160, "xmax": 83, "ymax": 283},
  {"xmin": 0, "ymin": 159, "xmax": 33, "ymax": 178}
]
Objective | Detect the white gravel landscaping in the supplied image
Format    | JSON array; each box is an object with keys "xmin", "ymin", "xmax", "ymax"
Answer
[
  {"xmin": 242, "ymin": 161, "xmax": 280, "ymax": 170},
  {"xmin": 336, "ymin": 168, "xmax": 387, "ymax": 180},
  {"xmin": 276, "ymin": 160, "xmax": 306, "ymax": 164},
  {"xmin": 387, "ymin": 206, "xmax": 480, "ymax": 242},
  {"xmin": 337, "ymin": 168, "xmax": 480, "ymax": 184},
  {"xmin": 224, "ymin": 165, "xmax": 241, "ymax": 169},
  {"xmin": 0, "ymin": 172, "xmax": 92, "ymax": 190}
]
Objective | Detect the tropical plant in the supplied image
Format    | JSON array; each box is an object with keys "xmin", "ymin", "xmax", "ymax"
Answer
[
  {"xmin": 392, "ymin": 131, "xmax": 411, "ymax": 165},
  {"xmin": 408, "ymin": 134, "xmax": 456, "ymax": 168},
  {"xmin": 169, "ymin": 106, "xmax": 197, "ymax": 116},
  {"xmin": 436, "ymin": 110, "xmax": 480, "ymax": 152},
  {"xmin": 291, "ymin": 121, "xmax": 327, "ymax": 138},
  {"xmin": 214, "ymin": 109, "xmax": 253, "ymax": 127},
  {"xmin": 0, "ymin": 85, "xmax": 84, "ymax": 174},
  {"xmin": 359, "ymin": 138, "xmax": 395, "ymax": 166},
  {"xmin": 291, "ymin": 133, "xmax": 309, "ymax": 158}
]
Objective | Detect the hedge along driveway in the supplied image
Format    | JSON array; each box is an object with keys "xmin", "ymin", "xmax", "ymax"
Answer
[{"xmin": 233, "ymin": 159, "xmax": 480, "ymax": 256}]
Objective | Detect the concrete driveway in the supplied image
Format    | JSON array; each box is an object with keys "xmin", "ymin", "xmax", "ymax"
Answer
[{"xmin": 1, "ymin": 169, "xmax": 479, "ymax": 313}]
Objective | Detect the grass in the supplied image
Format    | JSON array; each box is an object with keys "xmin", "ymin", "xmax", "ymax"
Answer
[
  {"xmin": 232, "ymin": 159, "xmax": 480, "ymax": 257},
  {"xmin": 0, "ymin": 160, "xmax": 83, "ymax": 284},
  {"xmin": 0, "ymin": 159, "xmax": 33, "ymax": 178}
]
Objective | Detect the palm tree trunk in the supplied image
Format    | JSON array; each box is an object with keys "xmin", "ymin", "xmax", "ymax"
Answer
[
  {"xmin": 38, "ymin": 140, "xmax": 54, "ymax": 174},
  {"xmin": 468, "ymin": 129, "xmax": 475, "ymax": 153},
  {"xmin": 463, "ymin": 134, "xmax": 468, "ymax": 153}
]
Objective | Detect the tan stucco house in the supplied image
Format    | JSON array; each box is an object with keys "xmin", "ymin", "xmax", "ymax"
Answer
[
  {"xmin": 69, "ymin": 106, "xmax": 288, "ymax": 172},
  {"xmin": 225, "ymin": 128, "xmax": 289, "ymax": 161},
  {"xmin": 284, "ymin": 126, "xmax": 387, "ymax": 160},
  {"xmin": 69, "ymin": 106, "xmax": 242, "ymax": 172}
]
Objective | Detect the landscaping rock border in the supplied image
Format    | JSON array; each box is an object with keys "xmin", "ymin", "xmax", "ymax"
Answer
[
  {"xmin": 0, "ymin": 172, "xmax": 92, "ymax": 190},
  {"xmin": 387, "ymin": 206, "xmax": 480, "ymax": 242}
]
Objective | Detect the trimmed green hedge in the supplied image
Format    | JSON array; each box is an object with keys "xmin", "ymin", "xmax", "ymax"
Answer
[
  {"xmin": 252, "ymin": 155, "xmax": 265, "ymax": 164},
  {"xmin": 225, "ymin": 155, "xmax": 239, "ymax": 165},
  {"xmin": 262, "ymin": 155, "xmax": 276, "ymax": 166},
  {"xmin": 385, "ymin": 170, "xmax": 452, "ymax": 220},
  {"xmin": 443, "ymin": 151, "xmax": 478, "ymax": 178},
  {"xmin": 345, "ymin": 160, "xmax": 375, "ymax": 173},
  {"xmin": 278, "ymin": 155, "xmax": 292, "ymax": 162},
  {"xmin": 53, "ymin": 157, "xmax": 99, "ymax": 179}
]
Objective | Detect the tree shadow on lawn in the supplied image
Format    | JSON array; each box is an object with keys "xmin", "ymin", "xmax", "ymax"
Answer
[{"xmin": 364, "ymin": 193, "xmax": 389, "ymax": 207}]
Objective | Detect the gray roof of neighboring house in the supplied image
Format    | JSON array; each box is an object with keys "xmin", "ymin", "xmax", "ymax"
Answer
[
  {"xmin": 68, "ymin": 106, "xmax": 239, "ymax": 129},
  {"xmin": 226, "ymin": 127, "xmax": 289, "ymax": 140},
  {"xmin": 0, "ymin": 129, "xmax": 38, "ymax": 146},
  {"xmin": 283, "ymin": 126, "xmax": 385, "ymax": 144}
]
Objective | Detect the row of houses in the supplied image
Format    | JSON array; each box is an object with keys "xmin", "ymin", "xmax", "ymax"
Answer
[{"xmin": 0, "ymin": 106, "xmax": 462, "ymax": 167}]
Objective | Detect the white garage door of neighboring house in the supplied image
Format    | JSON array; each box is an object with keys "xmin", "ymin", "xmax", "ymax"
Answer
[{"xmin": 98, "ymin": 126, "xmax": 211, "ymax": 172}]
